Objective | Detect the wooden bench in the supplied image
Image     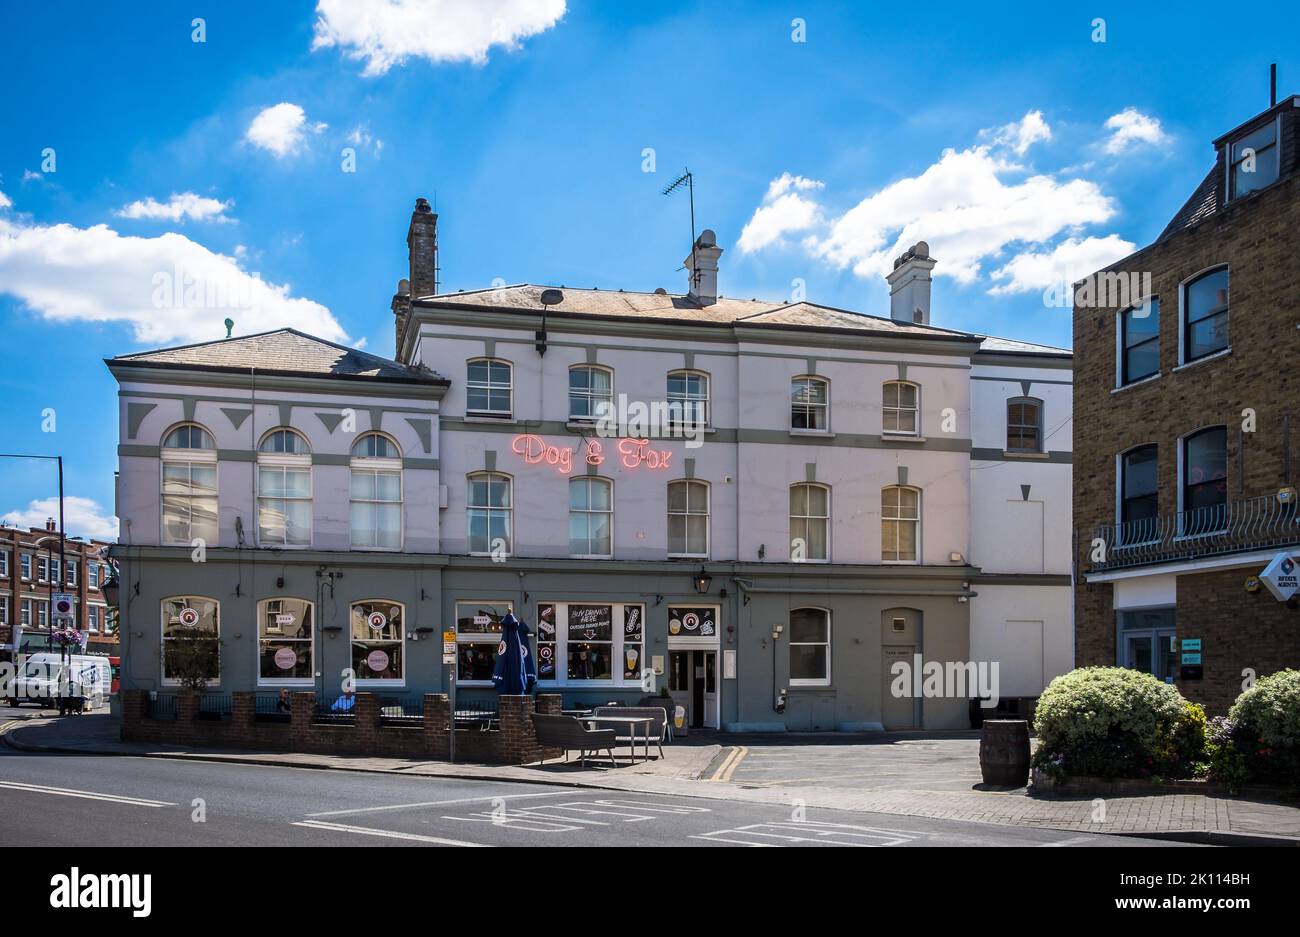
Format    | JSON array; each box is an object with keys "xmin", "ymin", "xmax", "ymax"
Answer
[{"xmin": 531, "ymin": 713, "xmax": 618, "ymax": 767}]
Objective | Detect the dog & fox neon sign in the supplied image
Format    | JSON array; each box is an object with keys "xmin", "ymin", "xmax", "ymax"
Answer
[{"xmin": 510, "ymin": 433, "xmax": 673, "ymax": 474}]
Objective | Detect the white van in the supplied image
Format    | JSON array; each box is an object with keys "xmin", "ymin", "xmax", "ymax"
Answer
[{"xmin": 3, "ymin": 653, "xmax": 111, "ymax": 710}]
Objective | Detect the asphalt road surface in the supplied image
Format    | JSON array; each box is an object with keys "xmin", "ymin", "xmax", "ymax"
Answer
[{"xmin": 0, "ymin": 746, "xmax": 1183, "ymax": 847}]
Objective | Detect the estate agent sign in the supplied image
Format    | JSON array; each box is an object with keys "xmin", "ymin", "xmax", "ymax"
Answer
[{"xmin": 1259, "ymin": 552, "xmax": 1300, "ymax": 602}]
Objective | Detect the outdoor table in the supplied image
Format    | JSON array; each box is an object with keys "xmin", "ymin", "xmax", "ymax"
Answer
[{"xmin": 582, "ymin": 715, "xmax": 654, "ymax": 763}]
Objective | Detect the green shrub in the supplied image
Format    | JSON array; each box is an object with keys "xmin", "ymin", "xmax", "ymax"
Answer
[
  {"xmin": 1224, "ymin": 670, "xmax": 1300, "ymax": 786},
  {"xmin": 1032, "ymin": 667, "xmax": 1203, "ymax": 779}
]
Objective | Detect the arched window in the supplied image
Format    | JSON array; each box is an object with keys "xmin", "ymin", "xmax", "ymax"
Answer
[
  {"xmin": 667, "ymin": 370, "xmax": 710, "ymax": 428},
  {"xmin": 1006, "ymin": 397, "xmax": 1043, "ymax": 453},
  {"xmin": 1119, "ymin": 297, "xmax": 1160, "ymax": 385},
  {"xmin": 350, "ymin": 433, "xmax": 402, "ymax": 550},
  {"xmin": 667, "ymin": 480, "xmax": 710, "ymax": 557},
  {"xmin": 789, "ymin": 483, "xmax": 829, "ymax": 562},
  {"xmin": 1182, "ymin": 427, "xmax": 1227, "ymax": 532},
  {"xmin": 569, "ymin": 365, "xmax": 613, "ymax": 422},
  {"xmin": 1120, "ymin": 445, "xmax": 1158, "ymax": 528},
  {"xmin": 882, "ymin": 381, "xmax": 919, "ymax": 435},
  {"xmin": 161, "ymin": 596, "xmax": 220, "ymax": 685},
  {"xmin": 791, "ymin": 376, "xmax": 829, "ymax": 431},
  {"xmin": 160, "ymin": 423, "xmax": 218, "ymax": 545},
  {"xmin": 350, "ymin": 600, "xmax": 404, "ymax": 683},
  {"xmin": 467, "ymin": 472, "xmax": 512, "ymax": 556},
  {"xmin": 569, "ymin": 477, "xmax": 613, "ymax": 558},
  {"xmin": 257, "ymin": 429, "xmax": 311, "ymax": 547},
  {"xmin": 466, "ymin": 358, "xmax": 513, "ymax": 419},
  {"xmin": 881, "ymin": 486, "xmax": 920, "ymax": 563},
  {"xmin": 257, "ymin": 597, "xmax": 313, "ymax": 685},
  {"xmin": 1182, "ymin": 267, "xmax": 1229, "ymax": 363},
  {"xmin": 789, "ymin": 607, "xmax": 830, "ymax": 686}
]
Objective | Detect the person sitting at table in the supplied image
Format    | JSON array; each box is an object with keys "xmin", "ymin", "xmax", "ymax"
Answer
[
  {"xmin": 330, "ymin": 689, "xmax": 355, "ymax": 712},
  {"xmin": 276, "ymin": 688, "xmax": 292, "ymax": 713}
]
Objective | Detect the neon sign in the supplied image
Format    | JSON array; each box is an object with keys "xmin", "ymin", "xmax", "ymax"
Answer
[{"xmin": 510, "ymin": 434, "xmax": 672, "ymax": 474}]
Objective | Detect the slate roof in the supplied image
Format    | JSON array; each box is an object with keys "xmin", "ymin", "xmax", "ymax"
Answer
[
  {"xmin": 109, "ymin": 328, "xmax": 447, "ymax": 384},
  {"xmin": 977, "ymin": 335, "xmax": 1072, "ymax": 356}
]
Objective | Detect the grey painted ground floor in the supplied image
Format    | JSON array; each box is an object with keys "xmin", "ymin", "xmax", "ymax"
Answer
[{"xmin": 111, "ymin": 547, "xmax": 1068, "ymax": 731}]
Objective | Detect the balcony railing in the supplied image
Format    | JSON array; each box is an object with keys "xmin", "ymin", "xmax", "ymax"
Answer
[{"xmin": 1086, "ymin": 494, "xmax": 1300, "ymax": 574}]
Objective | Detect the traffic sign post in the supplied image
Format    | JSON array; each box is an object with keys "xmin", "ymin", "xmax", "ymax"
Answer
[{"xmin": 444, "ymin": 629, "xmax": 457, "ymax": 763}]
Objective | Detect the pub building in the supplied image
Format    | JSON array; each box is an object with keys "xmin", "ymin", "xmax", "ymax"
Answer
[{"xmin": 107, "ymin": 201, "xmax": 1073, "ymax": 731}]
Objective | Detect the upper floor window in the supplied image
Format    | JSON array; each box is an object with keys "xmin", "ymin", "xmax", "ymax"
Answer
[
  {"xmin": 667, "ymin": 480, "xmax": 709, "ymax": 558},
  {"xmin": 350, "ymin": 433, "xmax": 401, "ymax": 550},
  {"xmin": 1120, "ymin": 297, "xmax": 1160, "ymax": 385},
  {"xmin": 467, "ymin": 472, "xmax": 512, "ymax": 556},
  {"xmin": 791, "ymin": 376, "xmax": 829, "ymax": 432},
  {"xmin": 789, "ymin": 483, "xmax": 830, "ymax": 562},
  {"xmin": 1182, "ymin": 267, "xmax": 1229, "ymax": 363},
  {"xmin": 1182, "ymin": 427, "xmax": 1227, "ymax": 527},
  {"xmin": 37, "ymin": 556, "xmax": 48, "ymax": 582},
  {"xmin": 0, "ymin": 551, "xmax": 7, "ymax": 578},
  {"xmin": 466, "ymin": 358, "xmax": 513, "ymax": 419},
  {"xmin": 569, "ymin": 477, "xmax": 612, "ymax": 558},
  {"xmin": 1006, "ymin": 398, "xmax": 1043, "ymax": 453},
  {"xmin": 667, "ymin": 370, "xmax": 710, "ymax": 427},
  {"xmin": 1120, "ymin": 445, "xmax": 1159, "ymax": 536},
  {"xmin": 882, "ymin": 381, "xmax": 919, "ymax": 435},
  {"xmin": 1229, "ymin": 119, "xmax": 1279, "ymax": 200},
  {"xmin": 66, "ymin": 559, "xmax": 78, "ymax": 587},
  {"xmin": 789, "ymin": 607, "xmax": 831, "ymax": 686},
  {"xmin": 258, "ymin": 429, "xmax": 312, "ymax": 547},
  {"xmin": 569, "ymin": 365, "xmax": 613, "ymax": 422},
  {"xmin": 161, "ymin": 596, "xmax": 220, "ymax": 686},
  {"xmin": 20, "ymin": 554, "xmax": 31, "ymax": 580},
  {"xmin": 881, "ymin": 486, "xmax": 920, "ymax": 563},
  {"xmin": 88, "ymin": 563, "xmax": 100, "ymax": 589},
  {"xmin": 161, "ymin": 423, "xmax": 218, "ymax": 546}
]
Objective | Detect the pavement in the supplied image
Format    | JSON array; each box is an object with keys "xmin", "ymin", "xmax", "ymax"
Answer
[{"xmin": 4, "ymin": 707, "xmax": 1299, "ymax": 845}]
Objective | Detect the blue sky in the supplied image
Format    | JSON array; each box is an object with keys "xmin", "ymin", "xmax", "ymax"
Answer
[{"xmin": 0, "ymin": 0, "xmax": 1293, "ymax": 539}]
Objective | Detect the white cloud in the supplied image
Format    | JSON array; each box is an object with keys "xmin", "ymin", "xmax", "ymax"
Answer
[
  {"xmin": 737, "ymin": 173, "xmax": 825, "ymax": 254},
  {"xmin": 810, "ymin": 144, "xmax": 1118, "ymax": 283},
  {"xmin": 312, "ymin": 0, "xmax": 567, "ymax": 76},
  {"xmin": 245, "ymin": 103, "xmax": 327, "ymax": 158},
  {"xmin": 988, "ymin": 234, "xmax": 1136, "ymax": 295},
  {"xmin": 0, "ymin": 213, "xmax": 346, "ymax": 346},
  {"xmin": 0, "ymin": 190, "xmax": 10, "ymax": 210},
  {"xmin": 2, "ymin": 497, "xmax": 119, "ymax": 542},
  {"xmin": 346, "ymin": 125, "xmax": 384, "ymax": 154},
  {"xmin": 987, "ymin": 110, "xmax": 1052, "ymax": 156},
  {"xmin": 22, "ymin": 170, "xmax": 41, "ymax": 183},
  {"xmin": 116, "ymin": 192, "xmax": 233, "ymax": 224},
  {"xmin": 1103, "ymin": 108, "xmax": 1168, "ymax": 155}
]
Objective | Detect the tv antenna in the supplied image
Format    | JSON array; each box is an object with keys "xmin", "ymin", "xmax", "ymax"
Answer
[{"xmin": 662, "ymin": 169, "xmax": 698, "ymax": 291}]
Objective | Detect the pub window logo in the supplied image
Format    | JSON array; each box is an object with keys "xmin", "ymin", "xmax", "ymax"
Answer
[{"xmin": 49, "ymin": 868, "xmax": 151, "ymax": 918}]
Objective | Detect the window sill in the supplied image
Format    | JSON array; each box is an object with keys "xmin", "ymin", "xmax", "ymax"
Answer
[
  {"xmin": 1174, "ymin": 347, "xmax": 1232, "ymax": 373},
  {"xmin": 463, "ymin": 414, "xmax": 516, "ymax": 424},
  {"xmin": 788, "ymin": 682, "xmax": 832, "ymax": 690},
  {"xmin": 789, "ymin": 429, "xmax": 834, "ymax": 439},
  {"xmin": 1002, "ymin": 450, "xmax": 1050, "ymax": 460},
  {"xmin": 1112, "ymin": 372, "xmax": 1162, "ymax": 394},
  {"xmin": 881, "ymin": 433, "xmax": 926, "ymax": 444}
]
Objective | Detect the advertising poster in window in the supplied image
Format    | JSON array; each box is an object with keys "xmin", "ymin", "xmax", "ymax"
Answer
[
  {"xmin": 567, "ymin": 604, "xmax": 612, "ymax": 641},
  {"xmin": 536, "ymin": 602, "xmax": 557, "ymax": 680},
  {"xmin": 668, "ymin": 606, "xmax": 715, "ymax": 637},
  {"xmin": 622, "ymin": 604, "xmax": 643, "ymax": 679}
]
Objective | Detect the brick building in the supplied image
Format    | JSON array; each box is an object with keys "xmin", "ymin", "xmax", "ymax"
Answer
[
  {"xmin": 1074, "ymin": 94, "xmax": 1300, "ymax": 714},
  {"xmin": 0, "ymin": 519, "xmax": 117, "ymax": 660}
]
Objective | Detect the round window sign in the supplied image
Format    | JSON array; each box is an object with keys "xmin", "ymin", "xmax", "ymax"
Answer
[
  {"xmin": 367, "ymin": 611, "xmax": 387, "ymax": 632},
  {"xmin": 178, "ymin": 607, "xmax": 200, "ymax": 627},
  {"xmin": 539, "ymin": 646, "xmax": 553, "ymax": 661},
  {"xmin": 273, "ymin": 647, "xmax": 298, "ymax": 671},
  {"xmin": 366, "ymin": 649, "xmax": 390, "ymax": 673},
  {"xmin": 683, "ymin": 612, "xmax": 700, "ymax": 631}
]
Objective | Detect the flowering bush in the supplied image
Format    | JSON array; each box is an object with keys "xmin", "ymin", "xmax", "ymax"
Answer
[
  {"xmin": 1219, "ymin": 670, "xmax": 1300, "ymax": 786},
  {"xmin": 1031, "ymin": 667, "xmax": 1204, "ymax": 779}
]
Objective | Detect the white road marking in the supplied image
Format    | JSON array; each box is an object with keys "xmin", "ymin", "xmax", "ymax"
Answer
[
  {"xmin": 292, "ymin": 819, "xmax": 490, "ymax": 847},
  {"xmin": 0, "ymin": 779, "xmax": 176, "ymax": 808},
  {"xmin": 1038, "ymin": 835, "xmax": 1099, "ymax": 847},
  {"xmin": 444, "ymin": 797, "xmax": 713, "ymax": 833},
  {"xmin": 691, "ymin": 821, "xmax": 916, "ymax": 847},
  {"xmin": 306, "ymin": 789, "xmax": 576, "ymax": 818}
]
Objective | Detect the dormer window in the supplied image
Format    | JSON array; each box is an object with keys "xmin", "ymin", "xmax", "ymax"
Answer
[{"xmin": 1228, "ymin": 118, "xmax": 1279, "ymax": 200}]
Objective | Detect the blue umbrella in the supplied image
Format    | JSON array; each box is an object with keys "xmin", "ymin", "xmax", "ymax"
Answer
[{"xmin": 492, "ymin": 612, "xmax": 537, "ymax": 695}]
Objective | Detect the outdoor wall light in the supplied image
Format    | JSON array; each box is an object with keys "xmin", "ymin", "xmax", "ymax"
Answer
[
  {"xmin": 415, "ymin": 627, "xmax": 435, "ymax": 641},
  {"xmin": 693, "ymin": 567, "xmax": 712, "ymax": 594},
  {"xmin": 323, "ymin": 626, "xmax": 343, "ymax": 640}
]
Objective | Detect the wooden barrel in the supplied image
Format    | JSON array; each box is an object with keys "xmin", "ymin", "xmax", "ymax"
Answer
[{"xmin": 979, "ymin": 719, "xmax": 1030, "ymax": 786}]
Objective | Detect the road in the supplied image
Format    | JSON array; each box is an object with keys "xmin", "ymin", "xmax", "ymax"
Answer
[{"xmin": 0, "ymin": 746, "xmax": 1183, "ymax": 847}]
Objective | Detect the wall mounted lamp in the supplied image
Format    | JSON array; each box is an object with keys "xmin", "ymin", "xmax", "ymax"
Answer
[{"xmin": 693, "ymin": 566, "xmax": 712, "ymax": 594}]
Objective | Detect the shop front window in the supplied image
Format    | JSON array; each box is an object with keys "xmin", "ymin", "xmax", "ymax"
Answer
[
  {"xmin": 162, "ymin": 596, "xmax": 220, "ymax": 685},
  {"xmin": 536, "ymin": 602, "xmax": 645, "ymax": 685},
  {"xmin": 455, "ymin": 601, "xmax": 509, "ymax": 684},
  {"xmin": 350, "ymin": 600, "xmax": 404, "ymax": 683},
  {"xmin": 257, "ymin": 598, "xmax": 314, "ymax": 684}
]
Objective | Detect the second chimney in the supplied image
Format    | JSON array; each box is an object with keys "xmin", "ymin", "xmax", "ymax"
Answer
[
  {"xmin": 886, "ymin": 241, "xmax": 936, "ymax": 325},
  {"xmin": 685, "ymin": 229, "xmax": 723, "ymax": 306},
  {"xmin": 406, "ymin": 197, "xmax": 439, "ymax": 299}
]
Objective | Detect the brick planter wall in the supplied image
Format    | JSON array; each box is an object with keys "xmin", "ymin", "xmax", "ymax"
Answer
[{"xmin": 120, "ymin": 690, "xmax": 566, "ymax": 764}]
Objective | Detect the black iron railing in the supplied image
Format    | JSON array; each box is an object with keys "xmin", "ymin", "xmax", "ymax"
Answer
[{"xmin": 1086, "ymin": 495, "xmax": 1299, "ymax": 573}]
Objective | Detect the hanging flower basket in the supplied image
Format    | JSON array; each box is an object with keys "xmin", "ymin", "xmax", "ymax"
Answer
[{"xmin": 51, "ymin": 628, "xmax": 84, "ymax": 649}]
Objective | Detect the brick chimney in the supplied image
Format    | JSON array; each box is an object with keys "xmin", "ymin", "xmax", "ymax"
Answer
[
  {"xmin": 45, "ymin": 517, "xmax": 56, "ymax": 531},
  {"xmin": 395, "ymin": 198, "xmax": 439, "ymax": 360},
  {"xmin": 685, "ymin": 229, "xmax": 722, "ymax": 306},
  {"xmin": 886, "ymin": 241, "xmax": 936, "ymax": 325}
]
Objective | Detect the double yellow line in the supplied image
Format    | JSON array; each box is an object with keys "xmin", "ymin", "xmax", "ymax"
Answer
[{"xmin": 709, "ymin": 745, "xmax": 748, "ymax": 782}]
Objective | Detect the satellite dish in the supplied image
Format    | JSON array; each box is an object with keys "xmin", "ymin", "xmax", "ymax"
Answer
[{"xmin": 539, "ymin": 289, "xmax": 564, "ymax": 307}]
